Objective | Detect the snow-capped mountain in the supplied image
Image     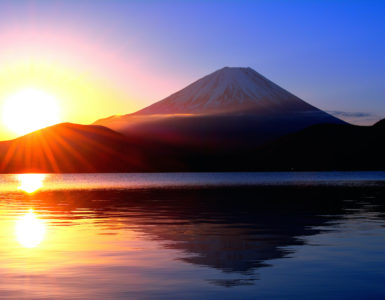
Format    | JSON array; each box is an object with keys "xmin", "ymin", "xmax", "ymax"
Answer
[
  {"xmin": 135, "ymin": 67, "xmax": 323, "ymax": 115},
  {"xmin": 94, "ymin": 67, "xmax": 344, "ymax": 147}
]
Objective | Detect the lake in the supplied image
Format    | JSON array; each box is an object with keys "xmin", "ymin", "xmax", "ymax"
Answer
[{"xmin": 0, "ymin": 172, "xmax": 385, "ymax": 299}]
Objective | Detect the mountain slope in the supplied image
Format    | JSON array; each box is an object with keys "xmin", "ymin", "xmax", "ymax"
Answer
[
  {"xmin": 94, "ymin": 67, "xmax": 343, "ymax": 145},
  {"xmin": 0, "ymin": 123, "xmax": 147, "ymax": 173},
  {"xmin": 132, "ymin": 119, "xmax": 385, "ymax": 172},
  {"xmin": 0, "ymin": 119, "xmax": 383, "ymax": 173},
  {"xmin": 251, "ymin": 119, "xmax": 385, "ymax": 171},
  {"xmin": 135, "ymin": 67, "xmax": 328, "ymax": 115}
]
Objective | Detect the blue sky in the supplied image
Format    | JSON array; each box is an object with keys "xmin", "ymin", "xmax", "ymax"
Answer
[{"xmin": 0, "ymin": 0, "xmax": 384, "ymax": 124}]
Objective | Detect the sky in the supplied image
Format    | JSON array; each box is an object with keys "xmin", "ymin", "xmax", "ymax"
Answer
[{"xmin": 0, "ymin": 0, "xmax": 384, "ymax": 139}]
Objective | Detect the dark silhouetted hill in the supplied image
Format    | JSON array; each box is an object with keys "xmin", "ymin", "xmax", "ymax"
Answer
[
  {"xmin": 252, "ymin": 119, "xmax": 385, "ymax": 171},
  {"xmin": 0, "ymin": 119, "xmax": 383, "ymax": 173},
  {"xmin": 0, "ymin": 123, "xmax": 147, "ymax": 173}
]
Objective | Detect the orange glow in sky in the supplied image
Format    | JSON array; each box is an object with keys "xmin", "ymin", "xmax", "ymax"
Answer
[
  {"xmin": 0, "ymin": 28, "xmax": 134, "ymax": 140},
  {"xmin": 0, "ymin": 26, "xmax": 181, "ymax": 140}
]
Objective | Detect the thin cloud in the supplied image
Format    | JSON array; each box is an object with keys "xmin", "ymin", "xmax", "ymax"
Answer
[{"xmin": 327, "ymin": 110, "xmax": 382, "ymax": 126}]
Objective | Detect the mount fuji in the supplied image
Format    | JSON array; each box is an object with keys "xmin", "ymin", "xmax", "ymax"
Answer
[{"xmin": 95, "ymin": 67, "xmax": 343, "ymax": 147}]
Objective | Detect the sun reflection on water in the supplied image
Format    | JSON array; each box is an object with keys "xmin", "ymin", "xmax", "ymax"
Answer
[
  {"xmin": 17, "ymin": 174, "xmax": 46, "ymax": 193},
  {"xmin": 15, "ymin": 209, "xmax": 46, "ymax": 248}
]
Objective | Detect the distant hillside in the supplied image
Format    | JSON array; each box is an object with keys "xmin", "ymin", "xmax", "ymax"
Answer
[
  {"xmin": 0, "ymin": 123, "xmax": 147, "ymax": 173},
  {"xmin": 252, "ymin": 119, "xmax": 385, "ymax": 171},
  {"xmin": 129, "ymin": 118, "xmax": 385, "ymax": 172},
  {"xmin": 0, "ymin": 120, "xmax": 383, "ymax": 173}
]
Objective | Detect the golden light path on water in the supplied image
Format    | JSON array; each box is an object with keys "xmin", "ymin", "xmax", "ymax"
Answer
[
  {"xmin": 14, "ymin": 174, "xmax": 47, "ymax": 248},
  {"xmin": 15, "ymin": 209, "xmax": 46, "ymax": 248}
]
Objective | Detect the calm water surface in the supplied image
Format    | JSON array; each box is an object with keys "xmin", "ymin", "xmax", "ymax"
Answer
[{"xmin": 0, "ymin": 172, "xmax": 385, "ymax": 299}]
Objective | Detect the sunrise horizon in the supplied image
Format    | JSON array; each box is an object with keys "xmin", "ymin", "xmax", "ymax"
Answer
[
  {"xmin": 0, "ymin": 1, "xmax": 384, "ymax": 299},
  {"xmin": 0, "ymin": 1, "xmax": 384, "ymax": 140},
  {"xmin": 1, "ymin": 64, "xmax": 383, "ymax": 141}
]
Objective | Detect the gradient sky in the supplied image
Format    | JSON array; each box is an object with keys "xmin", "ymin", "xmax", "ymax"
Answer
[{"xmin": 0, "ymin": 0, "xmax": 384, "ymax": 139}]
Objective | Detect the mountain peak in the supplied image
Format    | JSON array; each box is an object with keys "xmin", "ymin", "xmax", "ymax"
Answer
[
  {"xmin": 134, "ymin": 66, "xmax": 317, "ymax": 115},
  {"xmin": 217, "ymin": 66, "xmax": 252, "ymax": 71},
  {"xmin": 209, "ymin": 66, "xmax": 264, "ymax": 82}
]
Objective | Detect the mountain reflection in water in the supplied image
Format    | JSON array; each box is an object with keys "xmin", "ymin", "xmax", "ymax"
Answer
[{"xmin": 0, "ymin": 176, "xmax": 385, "ymax": 299}]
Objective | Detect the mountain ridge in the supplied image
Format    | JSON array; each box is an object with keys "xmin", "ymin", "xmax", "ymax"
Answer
[
  {"xmin": 0, "ymin": 123, "xmax": 146, "ymax": 173},
  {"xmin": 0, "ymin": 119, "xmax": 383, "ymax": 173}
]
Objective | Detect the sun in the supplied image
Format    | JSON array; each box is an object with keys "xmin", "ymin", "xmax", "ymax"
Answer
[{"xmin": 2, "ymin": 88, "xmax": 61, "ymax": 136}]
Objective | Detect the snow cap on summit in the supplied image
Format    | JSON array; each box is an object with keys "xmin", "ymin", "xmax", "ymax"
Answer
[{"xmin": 135, "ymin": 67, "xmax": 314, "ymax": 115}]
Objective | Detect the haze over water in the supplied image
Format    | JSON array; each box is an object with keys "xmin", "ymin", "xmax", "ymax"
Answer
[{"xmin": 0, "ymin": 172, "xmax": 384, "ymax": 299}]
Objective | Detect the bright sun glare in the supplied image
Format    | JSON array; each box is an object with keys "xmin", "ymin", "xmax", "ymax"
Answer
[
  {"xmin": 17, "ymin": 174, "xmax": 46, "ymax": 193},
  {"xmin": 15, "ymin": 209, "xmax": 46, "ymax": 248},
  {"xmin": 2, "ymin": 88, "xmax": 60, "ymax": 136}
]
